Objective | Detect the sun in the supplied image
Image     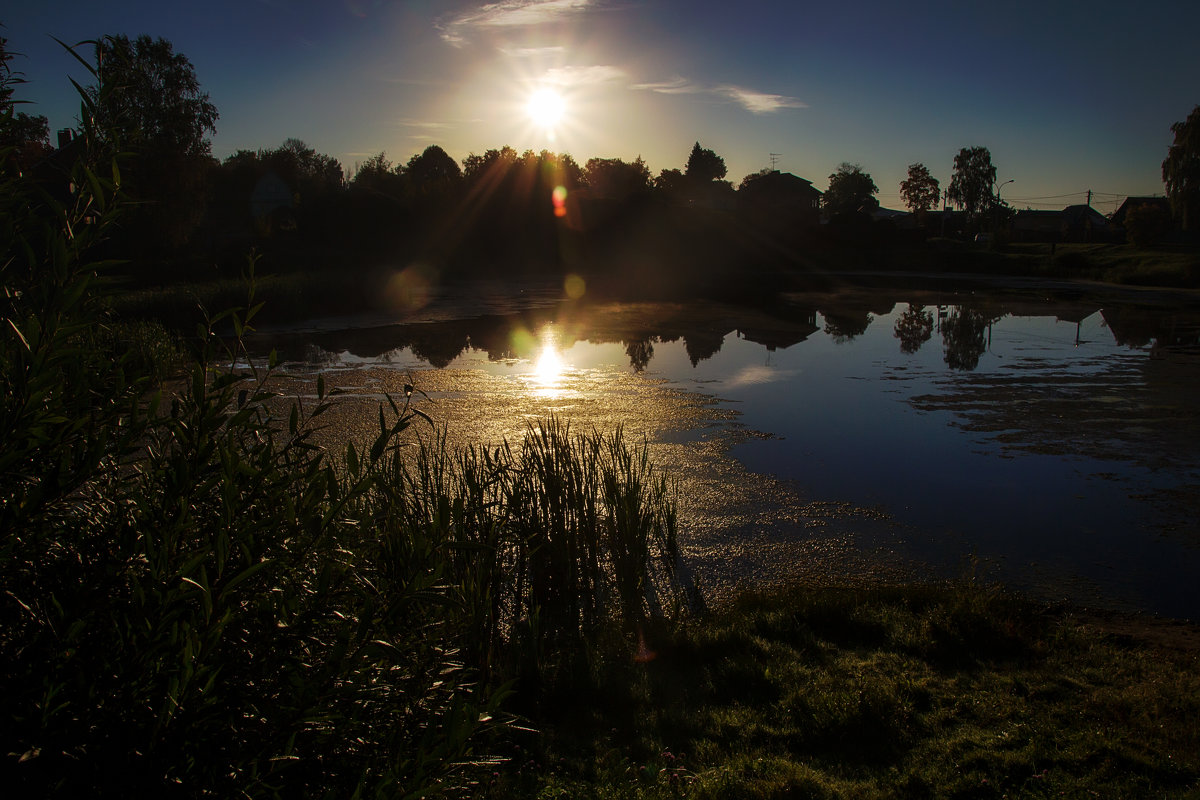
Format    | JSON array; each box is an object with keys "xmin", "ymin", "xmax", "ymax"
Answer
[{"xmin": 526, "ymin": 87, "xmax": 566, "ymax": 129}]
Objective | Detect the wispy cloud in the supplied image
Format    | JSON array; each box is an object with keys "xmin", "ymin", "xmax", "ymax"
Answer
[
  {"xmin": 395, "ymin": 119, "xmax": 454, "ymax": 130},
  {"xmin": 632, "ymin": 75, "xmax": 805, "ymax": 114},
  {"xmin": 716, "ymin": 85, "xmax": 807, "ymax": 114},
  {"xmin": 631, "ymin": 77, "xmax": 702, "ymax": 95},
  {"xmin": 541, "ymin": 65, "xmax": 626, "ymax": 86},
  {"xmin": 438, "ymin": 0, "xmax": 594, "ymax": 46},
  {"xmin": 499, "ymin": 45, "xmax": 568, "ymax": 58}
]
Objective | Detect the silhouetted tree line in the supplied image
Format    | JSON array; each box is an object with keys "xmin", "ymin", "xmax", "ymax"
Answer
[{"xmin": 7, "ymin": 31, "xmax": 1197, "ymax": 293}]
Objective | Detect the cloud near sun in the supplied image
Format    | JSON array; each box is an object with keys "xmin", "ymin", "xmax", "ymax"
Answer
[
  {"xmin": 437, "ymin": 0, "xmax": 593, "ymax": 45},
  {"xmin": 632, "ymin": 78, "xmax": 805, "ymax": 114},
  {"xmin": 439, "ymin": 0, "xmax": 805, "ymax": 115}
]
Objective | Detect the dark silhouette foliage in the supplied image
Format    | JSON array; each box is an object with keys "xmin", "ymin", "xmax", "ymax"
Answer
[
  {"xmin": 900, "ymin": 163, "xmax": 940, "ymax": 216},
  {"xmin": 1162, "ymin": 105, "xmax": 1200, "ymax": 231},
  {"xmin": 948, "ymin": 146, "xmax": 996, "ymax": 217},
  {"xmin": 824, "ymin": 163, "xmax": 879, "ymax": 218},
  {"xmin": 685, "ymin": 141, "xmax": 727, "ymax": 184},
  {"xmin": 79, "ymin": 34, "xmax": 219, "ymax": 257},
  {"xmin": 584, "ymin": 155, "xmax": 651, "ymax": 200},
  {"xmin": 407, "ymin": 143, "xmax": 461, "ymax": 192},
  {"xmin": 0, "ymin": 34, "xmax": 52, "ymax": 173}
]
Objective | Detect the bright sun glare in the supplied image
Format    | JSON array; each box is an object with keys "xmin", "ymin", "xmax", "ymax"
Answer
[
  {"xmin": 526, "ymin": 87, "xmax": 566, "ymax": 129},
  {"xmin": 534, "ymin": 343, "xmax": 565, "ymax": 386}
]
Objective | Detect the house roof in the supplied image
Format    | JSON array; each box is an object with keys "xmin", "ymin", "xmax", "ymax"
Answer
[
  {"xmin": 1013, "ymin": 204, "xmax": 1107, "ymax": 231},
  {"xmin": 740, "ymin": 170, "xmax": 821, "ymax": 196},
  {"xmin": 1111, "ymin": 196, "xmax": 1170, "ymax": 226}
]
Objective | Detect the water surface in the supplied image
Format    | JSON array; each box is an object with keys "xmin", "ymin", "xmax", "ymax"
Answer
[{"xmin": 250, "ymin": 289, "xmax": 1200, "ymax": 618}]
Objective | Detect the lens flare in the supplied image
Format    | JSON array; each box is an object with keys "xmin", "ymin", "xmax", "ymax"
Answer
[
  {"xmin": 552, "ymin": 184, "xmax": 568, "ymax": 218},
  {"xmin": 382, "ymin": 263, "xmax": 436, "ymax": 313},
  {"xmin": 564, "ymin": 273, "xmax": 586, "ymax": 300}
]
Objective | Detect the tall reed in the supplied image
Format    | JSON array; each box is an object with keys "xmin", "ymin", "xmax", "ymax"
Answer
[{"xmin": 371, "ymin": 419, "xmax": 686, "ymax": 683}]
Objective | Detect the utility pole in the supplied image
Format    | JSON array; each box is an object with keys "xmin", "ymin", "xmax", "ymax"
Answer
[
  {"xmin": 1086, "ymin": 189, "xmax": 1092, "ymax": 208},
  {"xmin": 769, "ymin": 153, "xmax": 781, "ymax": 171}
]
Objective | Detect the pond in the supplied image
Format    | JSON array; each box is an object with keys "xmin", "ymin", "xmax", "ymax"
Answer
[{"xmin": 248, "ymin": 283, "xmax": 1200, "ymax": 620}]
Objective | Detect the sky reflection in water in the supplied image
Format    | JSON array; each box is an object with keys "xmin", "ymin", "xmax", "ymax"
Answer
[{"xmin": 253, "ymin": 297, "xmax": 1200, "ymax": 619}]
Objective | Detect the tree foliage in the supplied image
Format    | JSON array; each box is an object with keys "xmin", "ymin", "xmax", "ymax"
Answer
[
  {"xmin": 947, "ymin": 146, "xmax": 996, "ymax": 216},
  {"xmin": 900, "ymin": 162, "xmax": 940, "ymax": 216},
  {"xmin": 81, "ymin": 34, "xmax": 220, "ymax": 253},
  {"xmin": 89, "ymin": 34, "xmax": 217, "ymax": 158},
  {"xmin": 407, "ymin": 143, "xmax": 461, "ymax": 193},
  {"xmin": 823, "ymin": 162, "xmax": 879, "ymax": 218},
  {"xmin": 584, "ymin": 156, "xmax": 651, "ymax": 200},
  {"xmin": 268, "ymin": 137, "xmax": 344, "ymax": 193},
  {"xmin": 0, "ymin": 33, "xmax": 52, "ymax": 171},
  {"xmin": 685, "ymin": 141, "xmax": 726, "ymax": 184},
  {"xmin": 1162, "ymin": 105, "xmax": 1200, "ymax": 231},
  {"xmin": 738, "ymin": 168, "xmax": 775, "ymax": 192}
]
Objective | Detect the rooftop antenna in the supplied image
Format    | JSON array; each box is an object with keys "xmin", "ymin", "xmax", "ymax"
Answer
[{"xmin": 769, "ymin": 153, "xmax": 781, "ymax": 171}]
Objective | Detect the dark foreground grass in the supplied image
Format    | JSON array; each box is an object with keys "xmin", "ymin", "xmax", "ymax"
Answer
[{"xmin": 488, "ymin": 584, "xmax": 1200, "ymax": 799}]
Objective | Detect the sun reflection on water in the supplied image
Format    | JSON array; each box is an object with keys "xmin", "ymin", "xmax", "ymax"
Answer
[{"xmin": 528, "ymin": 326, "xmax": 571, "ymax": 397}]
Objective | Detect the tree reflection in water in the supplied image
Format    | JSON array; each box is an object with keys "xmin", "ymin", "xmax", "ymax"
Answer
[
  {"xmin": 684, "ymin": 330, "xmax": 726, "ymax": 366},
  {"xmin": 821, "ymin": 308, "xmax": 873, "ymax": 343},
  {"xmin": 941, "ymin": 307, "xmax": 991, "ymax": 371},
  {"xmin": 893, "ymin": 304, "xmax": 934, "ymax": 354},
  {"xmin": 625, "ymin": 337, "xmax": 655, "ymax": 372}
]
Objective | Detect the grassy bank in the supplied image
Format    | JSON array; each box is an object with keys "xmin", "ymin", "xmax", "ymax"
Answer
[{"xmin": 490, "ymin": 584, "xmax": 1200, "ymax": 799}]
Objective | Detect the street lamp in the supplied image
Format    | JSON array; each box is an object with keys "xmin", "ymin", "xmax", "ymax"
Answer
[{"xmin": 997, "ymin": 178, "xmax": 1014, "ymax": 205}]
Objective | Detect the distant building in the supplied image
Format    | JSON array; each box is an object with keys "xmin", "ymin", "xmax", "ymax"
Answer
[
  {"xmin": 737, "ymin": 170, "xmax": 822, "ymax": 229},
  {"xmin": 1110, "ymin": 196, "xmax": 1171, "ymax": 229},
  {"xmin": 871, "ymin": 206, "xmax": 912, "ymax": 226},
  {"xmin": 1012, "ymin": 204, "xmax": 1109, "ymax": 242}
]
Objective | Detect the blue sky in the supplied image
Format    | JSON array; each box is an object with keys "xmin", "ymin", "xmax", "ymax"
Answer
[{"xmin": 5, "ymin": 0, "xmax": 1197, "ymax": 215}]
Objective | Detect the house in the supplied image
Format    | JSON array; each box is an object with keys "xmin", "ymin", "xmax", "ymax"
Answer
[
  {"xmin": 737, "ymin": 171, "xmax": 822, "ymax": 230},
  {"xmin": 1012, "ymin": 204, "xmax": 1109, "ymax": 242},
  {"xmin": 1110, "ymin": 196, "xmax": 1171, "ymax": 228}
]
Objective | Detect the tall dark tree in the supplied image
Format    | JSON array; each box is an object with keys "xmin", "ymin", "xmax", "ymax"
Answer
[
  {"xmin": 86, "ymin": 34, "xmax": 219, "ymax": 255},
  {"xmin": 823, "ymin": 162, "xmax": 879, "ymax": 218},
  {"xmin": 0, "ymin": 33, "xmax": 52, "ymax": 173},
  {"xmin": 89, "ymin": 35, "xmax": 217, "ymax": 158},
  {"xmin": 684, "ymin": 142, "xmax": 726, "ymax": 184},
  {"xmin": 947, "ymin": 146, "xmax": 996, "ymax": 216},
  {"xmin": 899, "ymin": 163, "xmax": 940, "ymax": 217},
  {"xmin": 1162, "ymin": 105, "xmax": 1200, "ymax": 231},
  {"xmin": 407, "ymin": 144, "xmax": 461, "ymax": 193}
]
